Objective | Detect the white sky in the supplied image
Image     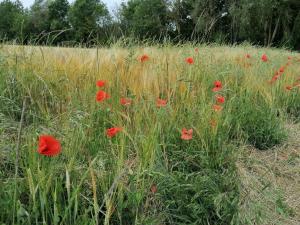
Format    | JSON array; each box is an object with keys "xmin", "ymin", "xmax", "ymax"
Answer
[{"xmin": 19, "ymin": 0, "xmax": 125, "ymax": 10}]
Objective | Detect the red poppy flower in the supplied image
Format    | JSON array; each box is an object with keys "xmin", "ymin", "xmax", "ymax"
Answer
[
  {"xmin": 156, "ymin": 98, "xmax": 167, "ymax": 107},
  {"xmin": 279, "ymin": 66, "xmax": 285, "ymax": 73},
  {"xmin": 120, "ymin": 98, "xmax": 132, "ymax": 106},
  {"xmin": 261, "ymin": 54, "xmax": 268, "ymax": 62},
  {"xmin": 246, "ymin": 54, "xmax": 251, "ymax": 58},
  {"xmin": 213, "ymin": 104, "xmax": 223, "ymax": 112},
  {"xmin": 150, "ymin": 184, "xmax": 157, "ymax": 194},
  {"xmin": 140, "ymin": 54, "xmax": 149, "ymax": 62},
  {"xmin": 212, "ymin": 80, "xmax": 222, "ymax": 92},
  {"xmin": 96, "ymin": 80, "xmax": 106, "ymax": 87},
  {"xmin": 273, "ymin": 75, "xmax": 280, "ymax": 80},
  {"xmin": 269, "ymin": 74, "xmax": 280, "ymax": 84},
  {"xmin": 38, "ymin": 135, "xmax": 61, "ymax": 156},
  {"xmin": 285, "ymin": 86, "xmax": 292, "ymax": 91},
  {"xmin": 96, "ymin": 90, "xmax": 110, "ymax": 102},
  {"xmin": 106, "ymin": 127, "xmax": 122, "ymax": 138},
  {"xmin": 185, "ymin": 57, "xmax": 194, "ymax": 65},
  {"xmin": 215, "ymin": 95, "xmax": 225, "ymax": 104},
  {"xmin": 181, "ymin": 128, "xmax": 193, "ymax": 140}
]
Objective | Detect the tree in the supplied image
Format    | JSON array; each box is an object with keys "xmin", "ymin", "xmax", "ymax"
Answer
[
  {"xmin": 291, "ymin": 10, "xmax": 300, "ymax": 49},
  {"xmin": 69, "ymin": 0, "xmax": 110, "ymax": 43},
  {"xmin": 0, "ymin": 0, "xmax": 299, "ymax": 49},
  {"xmin": 0, "ymin": 0, "xmax": 25, "ymax": 40},
  {"xmin": 169, "ymin": 0, "xmax": 194, "ymax": 40},
  {"xmin": 27, "ymin": 0, "xmax": 51, "ymax": 36},
  {"xmin": 232, "ymin": 0, "xmax": 300, "ymax": 47},
  {"xmin": 190, "ymin": 0, "xmax": 232, "ymax": 42},
  {"xmin": 48, "ymin": 0, "xmax": 71, "ymax": 43},
  {"xmin": 48, "ymin": 0, "xmax": 70, "ymax": 30},
  {"xmin": 120, "ymin": 0, "xmax": 170, "ymax": 40}
]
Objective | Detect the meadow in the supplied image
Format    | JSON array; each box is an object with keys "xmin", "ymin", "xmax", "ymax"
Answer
[{"xmin": 0, "ymin": 43, "xmax": 299, "ymax": 225}]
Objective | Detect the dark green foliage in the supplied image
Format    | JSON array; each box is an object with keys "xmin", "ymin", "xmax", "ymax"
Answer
[
  {"xmin": 291, "ymin": 11, "xmax": 300, "ymax": 49},
  {"xmin": 155, "ymin": 142, "xmax": 239, "ymax": 224},
  {"xmin": 157, "ymin": 169, "xmax": 239, "ymax": 225},
  {"xmin": 230, "ymin": 93, "xmax": 287, "ymax": 150},
  {"xmin": 48, "ymin": 0, "xmax": 71, "ymax": 43},
  {"xmin": 25, "ymin": 0, "xmax": 51, "ymax": 38},
  {"xmin": 48, "ymin": 0, "xmax": 70, "ymax": 30},
  {"xmin": 240, "ymin": 105, "xmax": 286, "ymax": 150},
  {"xmin": 120, "ymin": 0, "xmax": 170, "ymax": 39},
  {"xmin": 231, "ymin": 0, "xmax": 300, "ymax": 47},
  {"xmin": 0, "ymin": 0, "xmax": 25, "ymax": 40},
  {"xmin": 69, "ymin": 0, "xmax": 110, "ymax": 42},
  {"xmin": 169, "ymin": 0, "xmax": 194, "ymax": 40},
  {"xmin": 148, "ymin": 108, "xmax": 240, "ymax": 224},
  {"xmin": 276, "ymin": 87, "xmax": 300, "ymax": 122},
  {"xmin": 1, "ymin": 0, "xmax": 300, "ymax": 49}
]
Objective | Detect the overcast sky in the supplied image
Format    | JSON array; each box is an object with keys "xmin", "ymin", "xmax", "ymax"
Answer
[{"xmin": 19, "ymin": 0, "xmax": 125, "ymax": 10}]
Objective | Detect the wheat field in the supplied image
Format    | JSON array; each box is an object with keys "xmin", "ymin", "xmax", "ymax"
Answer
[{"xmin": 0, "ymin": 43, "xmax": 299, "ymax": 225}]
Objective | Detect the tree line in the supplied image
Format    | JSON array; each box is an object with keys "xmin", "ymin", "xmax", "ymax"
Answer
[{"xmin": 0, "ymin": 0, "xmax": 300, "ymax": 49}]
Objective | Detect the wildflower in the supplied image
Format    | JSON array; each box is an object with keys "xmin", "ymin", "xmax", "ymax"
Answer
[
  {"xmin": 96, "ymin": 90, "xmax": 110, "ymax": 102},
  {"xmin": 120, "ymin": 98, "xmax": 132, "ymax": 106},
  {"xmin": 215, "ymin": 95, "xmax": 225, "ymax": 104},
  {"xmin": 273, "ymin": 75, "xmax": 280, "ymax": 80},
  {"xmin": 261, "ymin": 54, "xmax": 268, "ymax": 62},
  {"xmin": 181, "ymin": 128, "xmax": 193, "ymax": 140},
  {"xmin": 285, "ymin": 86, "xmax": 292, "ymax": 91},
  {"xmin": 195, "ymin": 48, "xmax": 199, "ymax": 53},
  {"xmin": 140, "ymin": 54, "xmax": 149, "ymax": 62},
  {"xmin": 150, "ymin": 184, "xmax": 157, "ymax": 194},
  {"xmin": 288, "ymin": 56, "xmax": 292, "ymax": 60},
  {"xmin": 279, "ymin": 66, "xmax": 285, "ymax": 73},
  {"xmin": 213, "ymin": 104, "xmax": 223, "ymax": 112},
  {"xmin": 156, "ymin": 98, "xmax": 167, "ymax": 107},
  {"xmin": 212, "ymin": 80, "xmax": 222, "ymax": 92},
  {"xmin": 96, "ymin": 80, "xmax": 106, "ymax": 87},
  {"xmin": 270, "ymin": 74, "xmax": 280, "ymax": 83},
  {"xmin": 106, "ymin": 127, "xmax": 122, "ymax": 138},
  {"xmin": 246, "ymin": 54, "xmax": 251, "ymax": 58},
  {"xmin": 38, "ymin": 135, "xmax": 61, "ymax": 156},
  {"xmin": 185, "ymin": 57, "xmax": 194, "ymax": 65}
]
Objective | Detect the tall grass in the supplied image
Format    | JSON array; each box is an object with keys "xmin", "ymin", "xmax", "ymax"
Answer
[{"xmin": 0, "ymin": 43, "xmax": 299, "ymax": 224}]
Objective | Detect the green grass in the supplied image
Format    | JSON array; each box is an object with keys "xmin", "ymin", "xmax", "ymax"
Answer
[{"xmin": 0, "ymin": 43, "xmax": 299, "ymax": 224}]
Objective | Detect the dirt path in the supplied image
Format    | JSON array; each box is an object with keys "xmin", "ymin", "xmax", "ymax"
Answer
[{"xmin": 238, "ymin": 123, "xmax": 300, "ymax": 224}]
